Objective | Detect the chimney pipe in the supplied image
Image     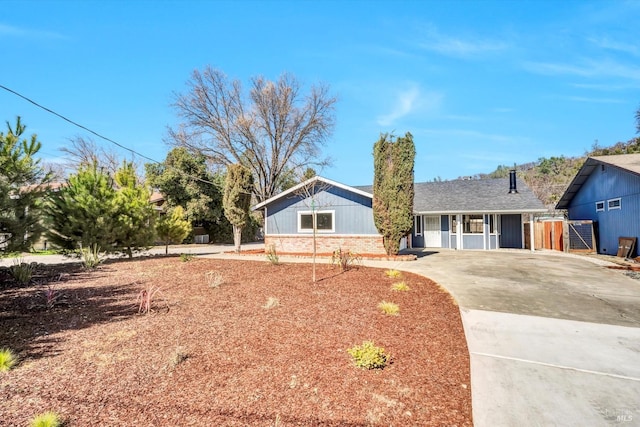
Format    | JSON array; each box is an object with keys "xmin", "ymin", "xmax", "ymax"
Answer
[{"xmin": 509, "ymin": 169, "xmax": 518, "ymax": 194}]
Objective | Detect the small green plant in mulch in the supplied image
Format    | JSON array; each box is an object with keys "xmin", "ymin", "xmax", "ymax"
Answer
[
  {"xmin": 391, "ymin": 281, "xmax": 410, "ymax": 292},
  {"xmin": 378, "ymin": 301, "xmax": 400, "ymax": 316},
  {"xmin": 262, "ymin": 296, "xmax": 280, "ymax": 309},
  {"xmin": 331, "ymin": 248, "xmax": 362, "ymax": 272},
  {"xmin": 205, "ymin": 270, "xmax": 224, "ymax": 288},
  {"xmin": 79, "ymin": 243, "xmax": 103, "ymax": 269},
  {"xmin": 0, "ymin": 348, "xmax": 18, "ymax": 372},
  {"xmin": 9, "ymin": 258, "xmax": 35, "ymax": 285},
  {"xmin": 384, "ymin": 269, "xmax": 402, "ymax": 279},
  {"xmin": 29, "ymin": 411, "xmax": 62, "ymax": 427},
  {"xmin": 347, "ymin": 341, "xmax": 389, "ymax": 370},
  {"xmin": 180, "ymin": 253, "xmax": 195, "ymax": 262},
  {"xmin": 265, "ymin": 244, "xmax": 279, "ymax": 265}
]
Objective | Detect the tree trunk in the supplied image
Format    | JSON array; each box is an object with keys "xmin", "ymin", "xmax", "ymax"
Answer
[
  {"xmin": 233, "ymin": 225, "xmax": 243, "ymax": 253},
  {"xmin": 165, "ymin": 243, "xmax": 169, "ymax": 255},
  {"xmin": 312, "ymin": 227, "xmax": 317, "ymax": 283}
]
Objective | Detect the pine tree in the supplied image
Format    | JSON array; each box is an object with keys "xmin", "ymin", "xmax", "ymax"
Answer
[
  {"xmin": 373, "ymin": 132, "xmax": 415, "ymax": 255},
  {"xmin": 156, "ymin": 206, "xmax": 191, "ymax": 255},
  {"xmin": 0, "ymin": 117, "xmax": 51, "ymax": 252},
  {"xmin": 223, "ymin": 164, "xmax": 254, "ymax": 253},
  {"xmin": 112, "ymin": 162, "xmax": 156, "ymax": 258},
  {"xmin": 46, "ymin": 162, "xmax": 116, "ymax": 251}
]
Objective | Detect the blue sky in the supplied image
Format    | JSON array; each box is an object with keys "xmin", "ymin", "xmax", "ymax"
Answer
[{"xmin": 1, "ymin": 0, "xmax": 639, "ymax": 185}]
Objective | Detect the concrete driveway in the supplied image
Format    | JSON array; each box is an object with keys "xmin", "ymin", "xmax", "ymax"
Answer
[{"xmin": 378, "ymin": 250, "xmax": 640, "ymax": 426}]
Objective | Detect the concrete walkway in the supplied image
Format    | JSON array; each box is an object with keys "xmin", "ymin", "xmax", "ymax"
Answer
[{"xmin": 211, "ymin": 248, "xmax": 640, "ymax": 426}]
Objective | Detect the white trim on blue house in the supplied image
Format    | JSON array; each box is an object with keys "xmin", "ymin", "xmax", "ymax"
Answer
[{"xmin": 254, "ymin": 176, "xmax": 372, "ymax": 210}]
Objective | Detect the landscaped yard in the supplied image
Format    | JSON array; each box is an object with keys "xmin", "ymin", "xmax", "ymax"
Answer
[{"xmin": 0, "ymin": 256, "xmax": 472, "ymax": 426}]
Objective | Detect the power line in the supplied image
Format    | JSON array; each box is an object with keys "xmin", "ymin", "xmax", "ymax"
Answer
[{"xmin": 0, "ymin": 83, "xmax": 217, "ymax": 186}]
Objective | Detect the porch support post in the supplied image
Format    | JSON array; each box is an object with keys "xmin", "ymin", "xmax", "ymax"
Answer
[{"xmin": 529, "ymin": 213, "xmax": 535, "ymax": 252}]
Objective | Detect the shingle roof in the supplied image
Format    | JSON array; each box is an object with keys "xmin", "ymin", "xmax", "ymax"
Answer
[
  {"xmin": 356, "ymin": 177, "xmax": 545, "ymax": 214},
  {"xmin": 556, "ymin": 154, "xmax": 640, "ymax": 210}
]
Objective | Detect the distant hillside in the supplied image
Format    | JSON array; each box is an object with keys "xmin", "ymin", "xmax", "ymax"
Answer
[{"xmin": 475, "ymin": 137, "xmax": 640, "ymax": 211}]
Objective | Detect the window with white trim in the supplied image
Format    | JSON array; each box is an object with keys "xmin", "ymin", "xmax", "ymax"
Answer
[
  {"xmin": 607, "ymin": 198, "xmax": 621, "ymax": 210},
  {"xmin": 595, "ymin": 201, "xmax": 605, "ymax": 212},
  {"xmin": 463, "ymin": 214, "xmax": 484, "ymax": 233},
  {"xmin": 414, "ymin": 215, "xmax": 423, "ymax": 236},
  {"xmin": 298, "ymin": 210, "xmax": 335, "ymax": 233}
]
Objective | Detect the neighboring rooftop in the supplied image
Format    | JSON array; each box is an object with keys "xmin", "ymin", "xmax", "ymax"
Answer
[{"xmin": 556, "ymin": 153, "xmax": 640, "ymax": 210}]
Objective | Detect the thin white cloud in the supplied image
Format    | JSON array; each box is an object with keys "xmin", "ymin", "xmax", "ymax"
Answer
[
  {"xmin": 571, "ymin": 82, "xmax": 640, "ymax": 90},
  {"xmin": 557, "ymin": 95, "xmax": 625, "ymax": 104},
  {"xmin": 523, "ymin": 58, "xmax": 640, "ymax": 81},
  {"xmin": 415, "ymin": 27, "xmax": 509, "ymax": 59},
  {"xmin": 0, "ymin": 23, "xmax": 66, "ymax": 40},
  {"xmin": 588, "ymin": 36, "xmax": 640, "ymax": 56},
  {"xmin": 376, "ymin": 85, "xmax": 442, "ymax": 127}
]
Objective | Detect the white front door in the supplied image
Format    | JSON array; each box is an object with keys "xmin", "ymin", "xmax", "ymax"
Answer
[{"xmin": 423, "ymin": 215, "xmax": 441, "ymax": 247}]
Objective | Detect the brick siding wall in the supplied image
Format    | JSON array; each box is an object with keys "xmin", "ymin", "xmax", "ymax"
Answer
[{"xmin": 264, "ymin": 235, "xmax": 386, "ymax": 255}]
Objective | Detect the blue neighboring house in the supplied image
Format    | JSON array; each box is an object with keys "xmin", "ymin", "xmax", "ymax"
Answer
[
  {"xmin": 556, "ymin": 154, "xmax": 640, "ymax": 256},
  {"xmin": 254, "ymin": 172, "xmax": 546, "ymax": 254}
]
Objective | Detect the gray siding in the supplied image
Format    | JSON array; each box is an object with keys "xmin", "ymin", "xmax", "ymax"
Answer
[
  {"xmin": 463, "ymin": 234, "xmax": 484, "ymax": 249},
  {"xmin": 265, "ymin": 186, "xmax": 378, "ymax": 235},
  {"xmin": 500, "ymin": 214, "xmax": 522, "ymax": 248},
  {"xmin": 568, "ymin": 165, "xmax": 640, "ymax": 255}
]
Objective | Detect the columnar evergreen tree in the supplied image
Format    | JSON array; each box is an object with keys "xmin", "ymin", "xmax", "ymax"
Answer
[
  {"xmin": 46, "ymin": 162, "xmax": 116, "ymax": 250},
  {"xmin": 372, "ymin": 132, "xmax": 415, "ymax": 255},
  {"xmin": 156, "ymin": 205, "xmax": 191, "ymax": 255},
  {"xmin": 112, "ymin": 162, "xmax": 156, "ymax": 258},
  {"xmin": 0, "ymin": 117, "xmax": 51, "ymax": 252},
  {"xmin": 223, "ymin": 164, "xmax": 254, "ymax": 253}
]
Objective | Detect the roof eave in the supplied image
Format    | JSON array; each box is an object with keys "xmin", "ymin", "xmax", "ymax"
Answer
[{"xmin": 253, "ymin": 176, "xmax": 372, "ymax": 210}]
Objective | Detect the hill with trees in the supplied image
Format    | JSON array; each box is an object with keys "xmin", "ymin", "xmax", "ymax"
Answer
[{"xmin": 475, "ymin": 136, "xmax": 640, "ymax": 211}]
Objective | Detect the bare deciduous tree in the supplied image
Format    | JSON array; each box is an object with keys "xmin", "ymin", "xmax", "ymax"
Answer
[
  {"xmin": 60, "ymin": 136, "xmax": 128, "ymax": 177},
  {"xmin": 169, "ymin": 67, "xmax": 336, "ymax": 203}
]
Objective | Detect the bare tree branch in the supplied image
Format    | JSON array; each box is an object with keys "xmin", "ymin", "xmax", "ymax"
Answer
[{"xmin": 169, "ymin": 67, "xmax": 336, "ymax": 202}]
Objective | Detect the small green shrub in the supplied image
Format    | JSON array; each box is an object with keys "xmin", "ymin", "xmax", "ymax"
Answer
[
  {"xmin": 331, "ymin": 248, "xmax": 362, "ymax": 272},
  {"xmin": 80, "ymin": 243, "xmax": 103, "ymax": 269},
  {"xmin": 9, "ymin": 258, "xmax": 35, "ymax": 285},
  {"xmin": 266, "ymin": 244, "xmax": 279, "ymax": 265},
  {"xmin": 180, "ymin": 253, "xmax": 195, "ymax": 262},
  {"xmin": 262, "ymin": 296, "xmax": 280, "ymax": 309},
  {"xmin": 385, "ymin": 269, "xmax": 402, "ymax": 279},
  {"xmin": 391, "ymin": 281, "xmax": 410, "ymax": 292},
  {"xmin": 347, "ymin": 341, "xmax": 389, "ymax": 370},
  {"xmin": 378, "ymin": 301, "xmax": 400, "ymax": 316},
  {"xmin": 205, "ymin": 270, "xmax": 224, "ymax": 288},
  {"xmin": 30, "ymin": 411, "xmax": 62, "ymax": 427},
  {"xmin": 0, "ymin": 348, "xmax": 18, "ymax": 372}
]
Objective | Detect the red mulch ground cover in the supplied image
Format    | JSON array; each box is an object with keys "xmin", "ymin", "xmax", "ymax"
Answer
[{"xmin": 0, "ymin": 257, "xmax": 471, "ymax": 426}]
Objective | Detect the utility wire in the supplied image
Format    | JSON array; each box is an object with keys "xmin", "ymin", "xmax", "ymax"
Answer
[{"xmin": 0, "ymin": 83, "xmax": 217, "ymax": 186}]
